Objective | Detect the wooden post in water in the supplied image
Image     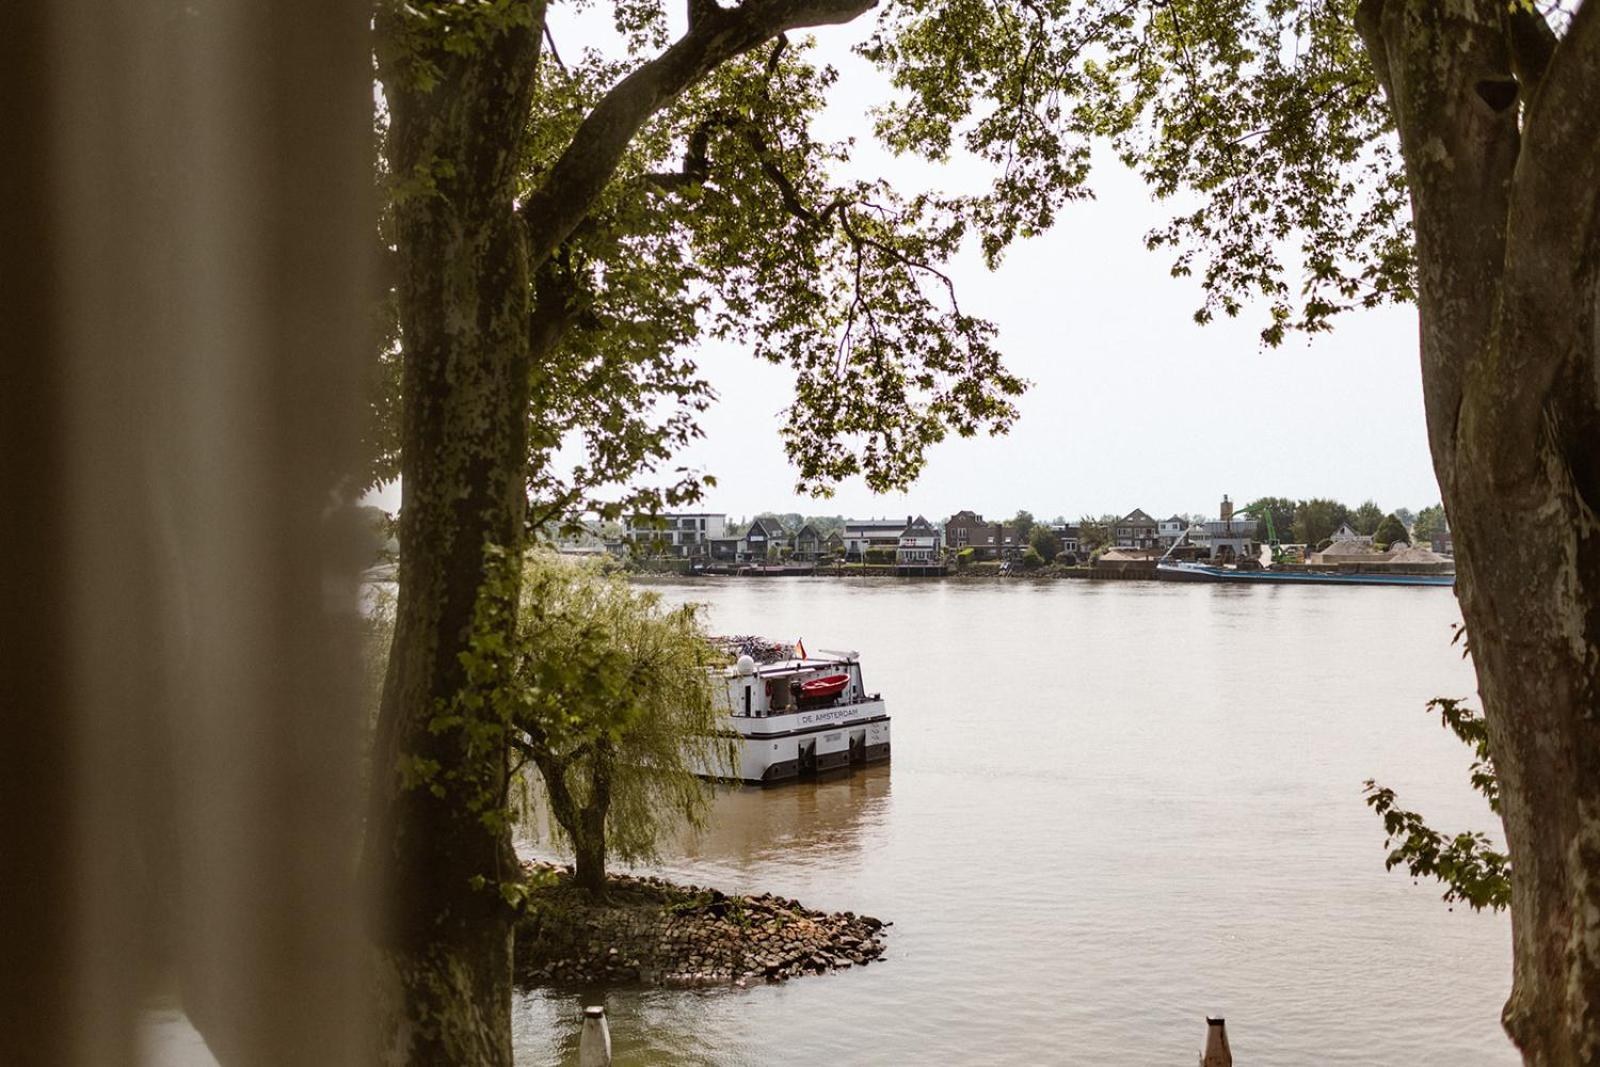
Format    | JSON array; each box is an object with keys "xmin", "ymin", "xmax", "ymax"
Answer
[
  {"xmin": 1201, "ymin": 1016, "xmax": 1232, "ymax": 1066},
  {"xmin": 579, "ymin": 1005, "xmax": 613, "ymax": 1067}
]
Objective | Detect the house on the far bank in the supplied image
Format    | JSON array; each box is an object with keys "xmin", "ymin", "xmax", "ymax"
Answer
[
  {"xmin": 843, "ymin": 518, "xmax": 906, "ymax": 561},
  {"xmin": 897, "ymin": 516, "xmax": 942, "ymax": 565},
  {"xmin": 1431, "ymin": 528, "xmax": 1454, "ymax": 556},
  {"xmin": 1157, "ymin": 515, "xmax": 1187, "ymax": 549},
  {"xmin": 1050, "ymin": 523, "xmax": 1081, "ymax": 558},
  {"xmin": 1330, "ymin": 522, "xmax": 1374, "ymax": 547},
  {"xmin": 1114, "ymin": 508, "xmax": 1159, "ymax": 549},
  {"xmin": 793, "ymin": 522, "xmax": 823, "ymax": 560},
  {"xmin": 944, "ymin": 510, "xmax": 1020, "ymax": 559},
  {"xmin": 741, "ymin": 516, "xmax": 790, "ymax": 561}
]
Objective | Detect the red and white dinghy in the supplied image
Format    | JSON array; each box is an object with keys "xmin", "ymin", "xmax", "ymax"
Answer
[{"xmin": 799, "ymin": 673, "xmax": 850, "ymax": 700}]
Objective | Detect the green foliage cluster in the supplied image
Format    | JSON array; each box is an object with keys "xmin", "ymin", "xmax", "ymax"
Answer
[
  {"xmin": 511, "ymin": 553, "xmax": 735, "ymax": 888},
  {"xmin": 1028, "ymin": 524, "xmax": 1061, "ymax": 563},
  {"xmin": 1011, "ymin": 510, "xmax": 1036, "ymax": 544},
  {"xmin": 867, "ymin": 0, "xmax": 1414, "ymax": 346},
  {"xmin": 1364, "ymin": 698, "xmax": 1509, "ymax": 912},
  {"xmin": 1290, "ymin": 498, "xmax": 1351, "ymax": 546},
  {"xmin": 1372, "ymin": 512, "xmax": 1409, "ymax": 549},
  {"xmin": 1349, "ymin": 500, "xmax": 1385, "ymax": 535},
  {"xmin": 416, "ymin": 543, "xmax": 528, "ymax": 844},
  {"xmin": 1246, "ymin": 497, "xmax": 1433, "ymax": 548},
  {"xmin": 1244, "ymin": 497, "xmax": 1296, "ymax": 543},
  {"xmin": 1411, "ymin": 504, "xmax": 1447, "ymax": 546},
  {"xmin": 1076, "ymin": 515, "xmax": 1116, "ymax": 553},
  {"xmin": 372, "ymin": 2, "xmax": 1070, "ymax": 522},
  {"xmin": 1018, "ymin": 545, "xmax": 1045, "ymax": 569}
]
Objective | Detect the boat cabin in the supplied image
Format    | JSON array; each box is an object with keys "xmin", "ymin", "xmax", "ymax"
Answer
[{"xmin": 724, "ymin": 653, "xmax": 870, "ymax": 718}]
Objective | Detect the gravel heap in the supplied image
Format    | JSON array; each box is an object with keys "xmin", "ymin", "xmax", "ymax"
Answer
[{"xmin": 515, "ymin": 862, "xmax": 888, "ymax": 988}]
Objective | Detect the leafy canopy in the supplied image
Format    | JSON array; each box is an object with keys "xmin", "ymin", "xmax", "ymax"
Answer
[
  {"xmin": 370, "ymin": 0, "xmax": 1442, "ymax": 527},
  {"xmin": 1372, "ymin": 511, "xmax": 1409, "ymax": 548},
  {"xmin": 370, "ymin": 1, "xmax": 1059, "ymax": 522},
  {"xmin": 512, "ymin": 553, "xmax": 735, "ymax": 871},
  {"xmin": 1028, "ymin": 523, "xmax": 1061, "ymax": 562},
  {"xmin": 865, "ymin": 0, "xmax": 1415, "ymax": 345}
]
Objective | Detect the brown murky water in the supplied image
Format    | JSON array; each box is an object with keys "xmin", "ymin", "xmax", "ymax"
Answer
[{"xmin": 514, "ymin": 577, "xmax": 1513, "ymax": 1065}]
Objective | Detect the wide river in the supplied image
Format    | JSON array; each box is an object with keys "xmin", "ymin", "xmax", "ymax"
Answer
[{"xmin": 513, "ymin": 577, "xmax": 1513, "ymax": 1065}]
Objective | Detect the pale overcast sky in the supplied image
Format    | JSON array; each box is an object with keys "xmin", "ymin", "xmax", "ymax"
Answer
[
  {"xmin": 375, "ymin": 16, "xmax": 1442, "ymax": 524},
  {"xmin": 662, "ymin": 22, "xmax": 1439, "ymax": 522}
]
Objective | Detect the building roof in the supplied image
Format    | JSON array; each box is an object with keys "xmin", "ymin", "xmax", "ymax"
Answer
[
  {"xmin": 746, "ymin": 516, "xmax": 787, "ymax": 538},
  {"xmin": 901, "ymin": 515, "xmax": 939, "ymax": 537},
  {"xmin": 1120, "ymin": 508, "xmax": 1156, "ymax": 525},
  {"xmin": 844, "ymin": 518, "xmax": 910, "ymax": 534}
]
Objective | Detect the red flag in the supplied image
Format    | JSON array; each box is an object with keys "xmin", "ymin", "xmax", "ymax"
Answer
[{"xmin": 796, "ymin": 638, "xmax": 806, "ymax": 659}]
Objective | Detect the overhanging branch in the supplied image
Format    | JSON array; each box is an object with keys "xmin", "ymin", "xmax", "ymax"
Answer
[{"xmin": 520, "ymin": 0, "xmax": 877, "ymax": 268}]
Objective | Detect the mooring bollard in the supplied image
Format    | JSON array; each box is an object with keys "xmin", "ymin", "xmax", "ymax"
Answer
[
  {"xmin": 579, "ymin": 1005, "xmax": 612, "ymax": 1067},
  {"xmin": 1200, "ymin": 1016, "xmax": 1232, "ymax": 1067}
]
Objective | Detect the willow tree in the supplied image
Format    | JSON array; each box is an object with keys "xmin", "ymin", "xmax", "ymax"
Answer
[
  {"xmin": 510, "ymin": 555, "xmax": 733, "ymax": 898},
  {"xmin": 864, "ymin": 0, "xmax": 1598, "ymax": 1056},
  {"xmin": 365, "ymin": 1, "xmax": 1047, "ymax": 1060}
]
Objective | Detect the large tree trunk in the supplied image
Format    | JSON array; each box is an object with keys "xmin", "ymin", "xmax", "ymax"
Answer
[
  {"xmin": 365, "ymin": 11, "xmax": 544, "ymax": 1065},
  {"xmin": 1359, "ymin": 2, "xmax": 1600, "ymax": 1061},
  {"xmin": 573, "ymin": 747, "xmax": 614, "ymax": 898},
  {"xmin": 365, "ymin": 0, "xmax": 881, "ymax": 1056}
]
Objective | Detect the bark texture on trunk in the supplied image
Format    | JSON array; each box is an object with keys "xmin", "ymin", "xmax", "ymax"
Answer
[
  {"xmin": 532, "ymin": 744, "xmax": 610, "ymax": 898},
  {"xmin": 1359, "ymin": 2, "xmax": 1600, "ymax": 1061},
  {"xmin": 573, "ymin": 746, "xmax": 614, "ymax": 898},
  {"xmin": 366, "ymin": 0, "xmax": 892, "ymax": 1056},
  {"xmin": 366, "ymin": 11, "xmax": 544, "ymax": 1065}
]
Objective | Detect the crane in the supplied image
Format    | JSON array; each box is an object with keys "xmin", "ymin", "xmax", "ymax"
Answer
[{"xmin": 1230, "ymin": 503, "xmax": 1288, "ymax": 565}]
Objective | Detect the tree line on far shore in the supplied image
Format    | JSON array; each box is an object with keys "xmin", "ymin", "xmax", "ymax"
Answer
[{"xmin": 711, "ymin": 498, "xmax": 1447, "ymax": 552}]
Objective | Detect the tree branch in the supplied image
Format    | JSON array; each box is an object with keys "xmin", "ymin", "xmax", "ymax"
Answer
[
  {"xmin": 1487, "ymin": 0, "xmax": 1600, "ymax": 478},
  {"xmin": 520, "ymin": 0, "xmax": 877, "ymax": 268},
  {"xmin": 1506, "ymin": 3, "xmax": 1558, "ymax": 90},
  {"xmin": 645, "ymin": 114, "xmax": 722, "ymax": 190}
]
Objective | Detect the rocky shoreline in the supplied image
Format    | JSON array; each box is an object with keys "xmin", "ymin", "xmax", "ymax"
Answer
[{"xmin": 514, "ymin": 862, "xmax": 889, "ymax": 988}]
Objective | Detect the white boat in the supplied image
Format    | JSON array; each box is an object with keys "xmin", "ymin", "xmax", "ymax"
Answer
[{"xmin": 711, "ymin": 648, "xmax": 890, "ymax": 784}]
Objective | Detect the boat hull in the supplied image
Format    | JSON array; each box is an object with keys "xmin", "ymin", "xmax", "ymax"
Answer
[
  {"xmin": 1156, "ymin": 562, "xmax": 1454, "ymax": 587},
  {"xmin": 715, "ymin": 699, "xmax": 890, "ymax": 784}
]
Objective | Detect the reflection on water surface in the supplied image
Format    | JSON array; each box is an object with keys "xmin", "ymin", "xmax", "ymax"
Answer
[{"xmin": 516, "ymin": 578, "xmax": 1513, "ymax": 1066}]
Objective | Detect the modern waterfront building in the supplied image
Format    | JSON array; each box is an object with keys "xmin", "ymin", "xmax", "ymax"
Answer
[
  {"xmin": 843, "ymin": 518, "xmax": 909, "ymax": 561},
  {"xmin": 622, "ymin": 512, "xmax": 727, "ymax": 559}
]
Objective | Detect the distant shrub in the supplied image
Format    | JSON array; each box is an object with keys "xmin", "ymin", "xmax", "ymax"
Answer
[
  {"xmin": 1019, "ymin": 546, "xmax": 1045, "ymax": 569},
  {"xmin": 1373, "ymin": 513, "xmax": 1410, "ymax": 550},
  {"xmin": 865, "ymin": 547, "xmax": 895, "ymax": 564},
  {"xmin": 1028, "ymin": 525, "xmax": 1061, "ymax": 563}
]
